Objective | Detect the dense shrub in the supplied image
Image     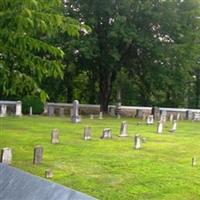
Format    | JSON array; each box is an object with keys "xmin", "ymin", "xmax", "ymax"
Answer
[{"xmin": 22, "ymin": 96, "xmax": 44, "ymax": 114}]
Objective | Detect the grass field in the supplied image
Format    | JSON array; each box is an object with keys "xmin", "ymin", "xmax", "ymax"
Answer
[{"xmin": 0, "ymin": 116, "xmax": 200, "ymax": 200}]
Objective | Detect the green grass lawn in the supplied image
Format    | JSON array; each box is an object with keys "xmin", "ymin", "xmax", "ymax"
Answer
[{"xmin": 0, "ymin": 116, "xmax": 200, "ymax": 200}]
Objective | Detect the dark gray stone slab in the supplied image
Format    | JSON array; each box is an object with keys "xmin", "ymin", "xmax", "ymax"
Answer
[{"xmin": 0, "ymin": 163, "xmax": 96, "ymax": 200}]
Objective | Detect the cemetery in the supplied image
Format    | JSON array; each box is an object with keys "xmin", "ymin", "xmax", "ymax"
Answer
[
  {"xmin": 1, "ymin": 1, "xmax": 200, "ymax": 200},
  {"xmin": 0, "ymin": 102, "xmax": 200, "ymax": 199}
]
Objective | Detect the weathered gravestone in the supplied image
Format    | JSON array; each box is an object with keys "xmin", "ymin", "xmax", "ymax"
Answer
[
  {"xmin": 194, "ymin": 113, "xmax": 200, "ymax": 121},
  {"xmin": 1, "ymin": 147, "xmax": 12, "ymax": 165},
  {"xmin": 169, "ymin": 114, "xmax": 174, "ymax": 122},
  {"xmin": 101, "ymin": 128, "xmax": 112, "ymax": 139},
  {"xmin": 71, "ymin": 100, "xmax": 81, "ymax": 123},
  {"xmin": 99, "ymin": 112, "xmax": 103, "ymax": 119},
  {"xmin": 48, "ymin": 106, "xmax": 55, "ymax": 116},
  {"xmin": 176, "ymin": 113, "xmax": 180, "ymax": 121},
  {"xmin": 51, "ymin": 129, "xmax": 59, "ymax": 144},
  {"xmin": 119, "ymin": 121, "xmax": 128, "ymax": 137},
  {"xmin": 157, "ymin": 121, "xmax": 163, "ymax": 134},
  {"xmin": 152, "ymin": 106, "xmax": 160, "ymax": 120},
  {"xmin": 90, "ymin": 114, "xmax": 94, "ymax": 119},
  {"xmin": 29, "ymin": 106, "xmax": 33, "ymax": 116},
  {"xmin": 33, "ymin": 146, "xmax": 43, "ymax": 164},
  {"xmin": 146, "ymin": 115, "xmax": 154, "ymax": 125},
  {"xmin": 134, "ymin": 135, "xmax": 141, "ymax": 150},
  {"xmin": 186, "ymin": 110, "xmax": 193, "ymax": 120},
  {"xmin": 0, "ymin": 105, "xmax": 7, "ymax": 117},
  {"xmin": 45, "ymin": 169, "xmax": 53, "ymax": 179},
  {"xmin": 192, "ymin": 156, "xmax": 197, "ymax": 166},
  {"xmin": 59, "ymin": 107, "xmax": 65, "ymax": 117},
  {"xmin": 169, "ymin": 120, "xmax": 177, "ymax": 133},
  {"xmin": 160, "ymin": 110, "xmax": 167, "ymax": 123},
  {"xmin": 0, "ymin": 163, "xmax": 96, "ymax": 200},
  {"xmin": 16, "ymin": 101, "xmax": 22, "ymax": 117},
  {"xmin": 84, "ymin": 127, "xmax": 91, "ymax": 140}
]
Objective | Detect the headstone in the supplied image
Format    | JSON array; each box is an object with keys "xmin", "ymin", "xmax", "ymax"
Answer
[
  {"xmin": 152, "ymin": 106, "xmax": 160, "ymax": 120},
  {"xmin": 48, "ymin": 106, "xmax": 54, "ymax": 116},
  {"xmin": 51, "ymin": 129, "xmax": 59, "ymax": 144},
  {"xmin": 119, "ymin": 121, "xmax": 128, "ymax": 137},
  {"xmin": 84, "ymin": 127, "xmax": 91, "ymax": 140},
  {"xmin": 59, "ymin": 107, "xmax": 65, "ymax": 117},
  {"xmin": 29, "ymin": 106, "xmax": 32, "ymax": 116},
  {"xmin": 146, "ymin": 115, "xmax": 154, "ymax": 125},
  {"xmin": 186, "ymin": 110, "xmax": 193, "ymax": 120},
  {"xmin": 136, "ymin": 109, "xmax": 143, "ymax": 118},
  {"xmin": 90, "ymin": 114, "xmax": 94, "ymax": 119},
  {"xmin": 157, "ymin": 121, "xmax": 163, "ymax": 134},
  {"xmin": 45, "ymin": 169, "xmax": 53, "ymax": 179},
  {"xmin": 192, "ymin": 156, "xmax": 197, "ymax": 166},
  {"xmin": 33, "ymin": 146, "xmax": 43, "ymax": 164},
  {"xmin": 101, "ymin": 128, "xmax": 112, "ymax": 139},
  {"xmin": 16, "ymin": 101, "xmax": 22, "ymax": 116},
  {"xmin": 176, "ymin": 113, "xmax": 180, "ymax": 121},
  {"xmin": 169, "ymin": 114, "xmax": 174, "ymax": 122},
  {"xmin": 0, "ymin": 104, "xmax": 7, "ymax": 117},
  {"xmin": 1, "ymin": 147, "xmax": 12, "ymax": 165},
  {"xmin": 160, "ymin": 110, "xmax": 167, "ymax": 123},
  {"xmin": 99, "ymin": 112, "xmax": 103, "ymax": 119},
  {"xmin": 194, "ymin": 113, "xmax": 200, "ymax": 121},
  {"xmin": 117, "ymin": 113, "xmax": 121, "ymax": 119},
  {"xmin": 142, "ymin": 113, "xmax": 147, "ymax": 121},
  {"xmin": 71, "ymin": 100, "xmax": 81, "ymax": 123},
  {"xmin": 169, "ymin": 120, "xmax": 177, "ymax": 133},
  {"xmin": 134, "ymin": 135, "xmax": 141, "ymax": 150}
]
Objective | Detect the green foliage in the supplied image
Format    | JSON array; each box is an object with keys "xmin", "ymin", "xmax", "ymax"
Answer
[
  {"xmin": 0, "ymin": 0, "xmax": 82, "ymax": 101},
  {"xmin": 22, "ymin": 96, "xmax": 44, "ymax": 114}
]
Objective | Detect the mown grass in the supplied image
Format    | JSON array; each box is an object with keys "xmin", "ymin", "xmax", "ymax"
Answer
[{"xmin": 0, "ymin": 116, "xmax": 200, "ymax": 200}]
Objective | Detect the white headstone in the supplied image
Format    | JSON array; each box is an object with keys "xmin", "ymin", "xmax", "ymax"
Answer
[
  {"xmin": 99, "ymin": 112, "xmax": 103, "ymax": 119},
  {"xmin": 101, "ymin": 128, "xmax": 112, "ymax": 139},
  {"xmin": 157, "ymin": 121, "xmax": 163, "ymax": 134},
  {"xmin": 16, "ymin": 101, "xmax": 22, "ymax": 116},
  {"xmin": 1, "ymin": 147, "xmax": 12, "ymax": 165},
  {"xmin": 192, "ymin": 156, "xmax": 197, "ymax": 166},
  {"xmin": 169, "ymin": 114, "xmax": 174, "ymax": 122},
  {"xmin": 119, "ymin": 121, "xmax": 128, "ymax": 137},
  {"xmin": 71, "ymin": 100, "xmax": 81, "ymax": 123},
  {"xmin": 84, "ymin": 127, "xmax": 91, "ymax": 140},
  {"xmin": 134, "ymin": 135, "xmax": 141, "ymax": 150},
  {"xmin": 146, "ymin": 115, "xmax": 154, "ymax": 125},
  {"xmin": 169, "ymin": 120, "xmax": 177, "ymax": 132},
  {"xmin": 29, "ymin": 106, "xmax": 32, "ymax": 116},
  {"xmin": 51, "ymin": 129, "xmax": 59, "ymax": 144},
  {"xmin": 0, "ymin": 104, "xmax": 7, "ymax": 117}
]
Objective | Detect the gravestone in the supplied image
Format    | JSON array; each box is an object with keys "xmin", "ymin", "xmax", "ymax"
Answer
[
  {"xmin": 176, "ymin": 113, "xmax": 180, "ymax": 121},
  {"xmin": 33, "ymin": 146, "xmax": 43, "ymax": 164},
  {"xmin": 146, "ymin": 115, "xmax": 154, "ymax": 125},
  {"xmin": 119, "ymin": 121, "xmax": 128, "ymax": 137},
  {"xmin": 71, "ymin": 100, "xmax": 81, "ymax": 123},
  {"xmin": 134, "ymin": 135, "xmax": 141, "ymax": 150},
  {"xmin": 186, "ymin": 110, "xmax": 193, "ymax": 120},
  {"xmin": 99, "ymin": 112, "xmax": 103, "ymax": 119},
  {"xmin": 157, "ymin": 121, "xmax": 163, "ymax": 134},
  {"xmin": 1, "ymin": 147, "xmax": 12, "ymax": 165},
  {"xmin": 192, "ymin": 156, "xmax": 197, "ymax": 166},
  {"xmin": 45, "ymin": 169, "xmax": 53, "ymax": 179},
  {"xmin": 160, "ymin": 111, "xmax": 167, "ymax": 123},
  {"xmin": 136, "ymin": 109, "xmax": 143, "ymax": 118},
  {"xmin": 48, "ymin": 106, "xmax": 55, "ymax": 116},
  {"xmin": 169, "ymin": 120, "xmax": 177, "ymax": 133},
  {"xmin": 101, "ymin": 128, "xmax": 112, "ymax": 139},
  {"xmin": 16, "ymin": 101, "xmax": 22, "ymax": 117},
  {"xmin": 59, "ymin": 107, "xmax": 65, "ymax": 117},
  {"xmin": 29, "ymin": 107, "xmax": 32, "ymax": 116},
  {"xmin": 117, "ymin": 113, "xmax": 121, "ymax": 119},
  {"xmin": 0, "ymin": 105, "xmax": 7, "ymax": 117},
  {"xmin": 90, "ymin": 114, "xmax": 94, "ymax": 119},
  {"xmin": 51, "ymin": 129, "xmax": 59, "ymax": 144},
  {"xmin": 169, "ymin": 114, "xmax": 174, "ymax": 122},
  {"xmin": 84, "ymin": 127, "xmax": 91, "ymax": 140},
  {"xmin": 194, "ymin": 113, "xmax": 200, "ymax": 121}
]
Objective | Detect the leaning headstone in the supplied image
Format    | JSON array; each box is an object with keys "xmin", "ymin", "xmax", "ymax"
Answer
[
  {"xmin": 169, "ymin": 114, "xmax": 174, "ymax": 122},
  {"xmin": 157, "ymin": 121, "xmax": 163, "ymax": 134},
  {"xmin": 45, "ymin": 169, "xmax": 53, "ymax": 179},
  {"xmin": 176, "ymin": 113, "xmax": 180, "ymax": 121},
  {"xmin": 71, "ymin": 100, "xmax": 81, "ymax": 123},
  {"xmin": 33, "ymin": 146, "xmax": 43, "ymax": 164},
  {"xmin": 101, "ymin": 128, "xmax": 112, "ymax": 139},
  {"xmin": 169, "ymin": 120, "xmax": 177, "ymax": 133},
  {"xmin": 0, "ymin": 104, "xmax": 7, "ymax": 117},
  {"xmin": 59, "ymin": 107, "xmax": 65, "ymax": 117},
  {"xmin": 84, "ymin": 127, "xmax": 91, "ymax": 140},
  {"xmin": 134, "ymin": 135, "xmax": 141, "ymax": 150},
  {"xmin": 192, "ymin": 156, "xmax": 197, "ymax": 166},
  {"xmin": 99, "ymin": 112, "xmax": 103, "ymax": 119},
  {"xmin": 146, "ymin": 115, "xmax": 154, "ymax": 125},
  {"xmin": 1, "ymin": 147, "xmax": 12, "ymax": 165},
  {"xmin": 29, "ymin": 106, "xmax": 32, "ymax": 116},
  {"xmin": 51, "ymin": 129, "xmax": 59, "ymax": 144},
  {"xmin": 119, "ymin": 121, "xmax": 128, "ymax": 137}
]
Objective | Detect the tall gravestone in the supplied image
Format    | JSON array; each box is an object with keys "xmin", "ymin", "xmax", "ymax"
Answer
[
  {"xmin": 1, "ymin": 147, "xmax": 12, "ymax": 165},
  {"xmin": 134, "ymin": 135, "xmax": 141, "ymax": 150},
  {"xmin": 71, "ymin": 100, "xmax": 81, "ymax": 123},
  {"xmin": 152, "ymin": 106, "xmax": 160, "ymax": 120},
  {"xmin": 33, "ymin": 146, "xmax": 43, "ymax": 164},
  {"xmin": 169, "ymin": 114, "xmax": 174, "ymax": 122},
  {"xmin": 157, "ymin": 121, "xmax": 163, "ymax": 134},
  {"xmin": 0, "ymin": 104, "xmax": 7, "ymax": 117},
  {"xmin": 84, "ymin": 127, "xmax": 91, "ymax": 140},
  {"xmin": 16, "ymin": 101, "xmax": 22, "ymax": 117},
  {"xmin": 169, "ymin": 120, "xmax": 177, "ymax": 133},
  {"xmin": 119, "ymin": 121, "xmax": 128, "ymax": 137},
  {"xmin": 146, "ymin": 115, "xmax": 154, "ymax": 125},
  {"xmin": 29, "ymin": 107, "xmax": 32, "ymax": 116}
]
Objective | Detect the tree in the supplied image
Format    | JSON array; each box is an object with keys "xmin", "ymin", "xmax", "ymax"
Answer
[{"xmin": 0, "ymin": 0, "xmax": 81, "ymax": 101}]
